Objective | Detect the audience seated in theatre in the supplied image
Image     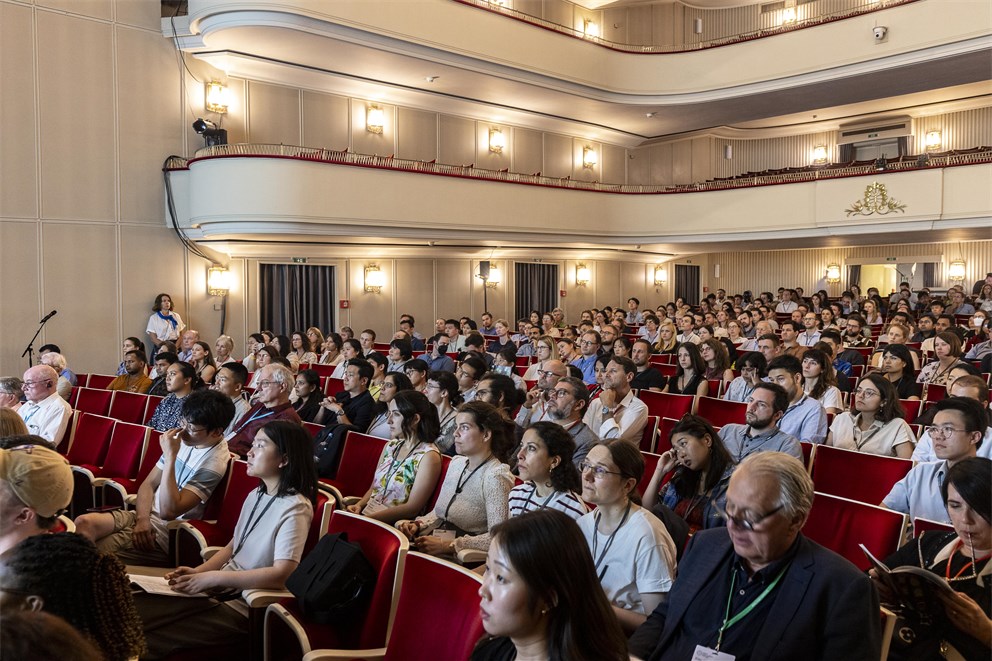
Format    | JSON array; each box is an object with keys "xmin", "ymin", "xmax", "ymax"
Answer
[
  {"xmin": 584, "ymin": 356, "xmax": 648, "ymax": 442},
  {"xmin": 189, "ymin": 341, "xmax": 217, "ymax": 385},
  {"xmin": 318, "ymin": 331, "xmax": 344, "ymax": 366},
  {"xmin": 912, "ymin": 378, "xmax": 992, "ymax": 463},
  {"xmin": 214, "ymin": 334, "xmax": 237, "ymax": 366},
  {"xmin": 0, "ymin": 440, "xmax": 72, "ymax": 555},
  {"xmin": 664, "ymin": 344, "xmax": 708, "ymax": 409},
  {"xmin": 146, "ymin": 351, "xmax": 178, "ymax": 397},
  {"xmin": 919, "ymin": 331, "xmax": 968, "ymax": 386},
  {"xmin": 403, "ymin": 358, "xmax": 429, "ymax": 393},
  {"xmin": 718, "ymin": 383, "xmax": 802, "ymax": 462},
  {"xmin": 366, "ymin": 351, "xmax": 389, "ymax": 400},
  {"xmin": 230, "ymin": 364, "xmax": 301, "ymax": 459},
  {"xmin": 289, "ymin": 330, "xmax": 318, "ymax": 365},
  {"xmin": 116, "ymin": 336, "xmax": 145, "ymax": 375},
  {"xmin": 38, "ymin": 351, "xmax": 72, "ymax": 400},
  {"xmin": 700, "ymin": 338, "xmax": 734, "ymax": 386},
  {"xmin": 458, "ymin": 355, "xmax": 488, "ymax": 404},
  {"xmin": 290, "ymin": 368, "xmax": 324, "ymax": 423},
  {"xmin": 631, "ymin": 339, "xmax": 667, "ymax": 392},
  {"xmin": 107, "ymin": 349, "xmax": 153, "ymax": 393}
]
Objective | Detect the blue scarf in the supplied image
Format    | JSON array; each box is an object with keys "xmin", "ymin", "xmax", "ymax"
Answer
[{"xmin": 157, "ymin": 311, "xmax": 178, "ymax": 329}]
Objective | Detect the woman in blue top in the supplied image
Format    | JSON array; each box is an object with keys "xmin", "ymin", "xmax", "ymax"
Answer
[{"xmin": 643, "ymin": 414, "xmax": 735, "ymax": 536}]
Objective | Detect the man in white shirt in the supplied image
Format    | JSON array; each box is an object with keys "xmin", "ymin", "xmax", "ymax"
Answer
[
  {"xmin": 775, "ymin": 289, "xmax": 799, "ymax": 314},
  {"xmin": 212, "ymin": 363, "xmax": 252, "ymax": 437},
  {"xmin": 359, "ymin": 329, "xmax": 378, "ymax": 356},
  {"xmin": 912, "ymin": 379, "xmax": 992, "ymax": 462},
  {"xmin": 176, "ymin": 329, "xmax": 199, "ymax": 362},
  {"xmin": 798, "ymin": 313, "xmax": 822, "ymax": 347},
  {"xmin": 583, "ymin": 356, "xmax": 648, "ymax": 443},
  {"xmin": 17, "ymin": 365, "xmax": 71, "ymax": 448},
  {"xmin": 676, "ymin": 315, "xmax": 700, "ymax": 345}
]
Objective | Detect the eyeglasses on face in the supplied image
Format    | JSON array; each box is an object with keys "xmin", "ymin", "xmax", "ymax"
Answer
[
  {"xmin": 714, "ymin": 504, "xmax": 783, "ymax": 531},
  {"xmin": 579, "ymin": 461, "xmax": 621, "ymax": 478},
  {"xmin": 926, "ymin": 425, "xmax": 970, "ymax": 438}
]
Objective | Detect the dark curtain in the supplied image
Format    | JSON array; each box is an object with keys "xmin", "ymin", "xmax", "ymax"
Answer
[
  {"xmin": 675, "ymin": 264, "xmax": 700, "ymax": 305},
  {"xmin": 260, "ymin": 264, "xmax": 335, "ymax": 335},
  {"xmin": 515, "ymin": 263, "xmax": 558, "ymax": 319},
  {"xmin": 923, "ymin": 262, "xmax": 937, "ymax": 288},
  {"xmin": 848, "ymin": 265, "xmax": 861, "ymax": 290}
]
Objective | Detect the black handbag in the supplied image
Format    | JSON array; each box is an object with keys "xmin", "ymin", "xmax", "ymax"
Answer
[{"xmin": 285, "ymin": 532, "xmax": 376, "ymax": 624}]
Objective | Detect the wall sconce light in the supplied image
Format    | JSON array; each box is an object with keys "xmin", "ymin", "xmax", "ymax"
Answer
[
  {"xmin": 486, "ymin": 265, "xmax": 501, "ymax": 288},
  {"xmin": 582, "ymin": 19, "xmax": 599, "ymax": 38},
  {"xmin": 825, "ymin": 264, "xmax": 841, "ymax": 283},
  {"xmin": 205, "ymin": 81, "xmax": 229, "ymax": 114},
  {"xmin": 489, "ymin": 128, "xmax": 505, "ymax": 154},
  {"xmin": 925, "ymin": 130, "xmax": 942, "ymax": 151},
  {"xmin": 781, "ymin": 7, "xmax": 796, "ymax": 23},
  {"xmin": 812, "ymin": 145, "xmax": 828, "ymax": 165},
  {"xmin": 364, "ymin": 264, "xmax": 386, "ymax": 292},
  {"xmin": 207, "ymin": 265, "xmax": 232, "ymax": 296},
  {"xmin": 366, "ymin": 105, "xmax": 384, "ymax": 134},
  {"xmin": 576, "ymin": 264, "xmax": 591, "ymax": 286},
  {"xmin": 948, "ymin": 259, "xmax": 966, "ymax": 281},
  {"xmin": 654, "ymin": 266, "xmax": 667, "ymax": 286},
  {"xmin": 582, "ymin": 146, "xmax": 597, "ymax": 168}
]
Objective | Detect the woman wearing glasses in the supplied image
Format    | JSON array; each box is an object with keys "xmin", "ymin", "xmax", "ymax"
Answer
[
  {"xmin": 577, "ymin": 439, "xmax": 677, "ymax": 635},
  {"xmin": 723, "ymin": 352, "xmax": 767, "ymax": 403},
  {"xmin": 522, "ymin": 336, "xmax": 559, "ymax": 381},
  {"xmin": 397, "ymin": 401, "xmax": 514, "ymax": 558},
  {"xmin": 827, "ymin": 373, "xmax": 914, "ymax": 458},
  {"xmin": 643, "ymin": 415, "xmax": 735, "ymax": 535},
  {"xmin": 425, "ymin": 370, "xmax": 463, "ymax": 455},
  {"xmin": 872, "ymin": 457, "xmax": 991, "ymax": 661},
  {"xmin": 347, "ymin": 391, "xmax": 442, "ymax": 524}
]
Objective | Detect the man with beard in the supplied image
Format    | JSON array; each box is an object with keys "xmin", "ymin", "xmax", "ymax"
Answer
[
  {"xmin": 717, "ymin": 383, "xmax": 802, "ymax": 462},
  {"xmin": 546, "ymin": 376, "xmax": 598, "ymax": 467},
  {"xmin": 515, "ymin": 359, "xmax": 568, "ymax": 428}
]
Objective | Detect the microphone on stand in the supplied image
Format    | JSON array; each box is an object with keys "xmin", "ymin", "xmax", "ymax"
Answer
[{"xmin": 40, "ymin": 310, "xmax": 58, "ymax": 323}]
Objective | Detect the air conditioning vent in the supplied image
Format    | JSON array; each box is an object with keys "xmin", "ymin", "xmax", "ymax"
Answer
[{"xmin": 837, "ymin": 118, "xmax": 912, "ymax": 145}]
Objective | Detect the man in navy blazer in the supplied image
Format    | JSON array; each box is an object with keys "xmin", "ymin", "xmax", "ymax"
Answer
[{"xmin": 629, "ymin": 452, "xmax": 881, "ymax": 661}]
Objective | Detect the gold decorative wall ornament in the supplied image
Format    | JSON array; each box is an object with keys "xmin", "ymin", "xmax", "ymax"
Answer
[{"xmin": 845, "ymin": 182, "xmax": 907, "ymax": 217}]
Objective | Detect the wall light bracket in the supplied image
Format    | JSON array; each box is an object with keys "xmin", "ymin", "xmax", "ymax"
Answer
[
  {"xmin": 576, "ymin": 264, "xmax": 591, "ymax": 286},
  {"xmin": 365, "ymin": 264, "xmax": 386, "ymax": 292},
  {"xmin": 207, "ymin": 265, "xmax": 231, "ymax": 296}
]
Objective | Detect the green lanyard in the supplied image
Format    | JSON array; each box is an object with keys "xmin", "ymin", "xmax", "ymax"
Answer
[{"xmin": 715, "ymin": 562, "xmax": 790, "ymax": 651}]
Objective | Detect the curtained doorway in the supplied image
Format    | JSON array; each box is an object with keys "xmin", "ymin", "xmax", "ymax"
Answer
[
  {"xmin": 675, "ymin": 264, "xmax": 701, "ymax": 305},
  {"xmin": 515, "ymin": 263, "xmax": 559, "ymax": 319},
  {"xmin": 259, "ymin": 264, "xmax": 336, "ymax": 336}
]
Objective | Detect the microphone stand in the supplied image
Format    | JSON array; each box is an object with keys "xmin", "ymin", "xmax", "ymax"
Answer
[{"xmin": 21, "ymin": 312, "xmax": 55, "ymax": 367}]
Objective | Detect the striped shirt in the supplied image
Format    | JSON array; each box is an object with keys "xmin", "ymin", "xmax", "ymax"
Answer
[{"xmin": 508, "ymin": 482, "xmax": 586, "ymax": 521}]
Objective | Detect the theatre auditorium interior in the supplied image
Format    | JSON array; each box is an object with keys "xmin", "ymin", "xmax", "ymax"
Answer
[{"xmin": 1, "ymin": 0, "xmax": 991, "ymax": 659}]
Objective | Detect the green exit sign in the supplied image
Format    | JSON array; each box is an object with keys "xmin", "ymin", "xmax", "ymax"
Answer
[
  {"xmin": 292, "ymin": 257, "xmax": 308, "ymax": 264},
  {"xmin": 885, "ymin": 257, "xmax": 896, "ymax": 262}
]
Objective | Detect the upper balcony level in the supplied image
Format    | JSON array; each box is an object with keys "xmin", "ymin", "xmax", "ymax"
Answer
[{"xmin": 175, "ymin": 0, "xmax": 992, "ymax": 142}]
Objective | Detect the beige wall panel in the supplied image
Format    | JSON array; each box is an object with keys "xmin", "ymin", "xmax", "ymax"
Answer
[
  {"xmin": 512, "ymin": 128, "xmax": 543, "ymax": 177},
  {"xmin": 650, "ymin": 143, "xmax": 674, "ymax": 185},
  {"xmin": 37, "ymin": 0, "xmax": 112, "ymax": 20},
  {"xmin": 248, "ymin": 82, "xmax": 301, "ymax": 146},
  {"xmin": 0, "ymin": 3, "xmax": 38, "ymax": 220},
  {"xmin": 37, "ymin": 12, "xmax": 116, "ymax": 221},
  {"xmin": 219, "ymin": 257, "xmax": 249, "ymax": 352},
  {"xmin": 912, "ymin": 107, "xmax": 992, "ymax": 154},
  {"xmin": 119, "ymin": 224, "xmax": 188, "ymax": 343},
  {"xmin": 653, "ymin": 3, "xmax": 676, "ymax": 46},
  {"xmin": 691, "ymin": 136, "xmax": 712, "ymax": 184},
  {"xmin": 395, "ymin": 259, "xmax": 436, "ymax": 334},
  {"xmin": 627, "ymin": 148, "xmax": 651, "ymax": 185},
  {"xmin": 563, "ymin": 259, "xmax": 596, "ymax": 320},
  {"xmin": 116, "ymin": 0, "xmax": 163, "ymax": 30},
  {"xmin": 435, "ymin": 260, "xmax": 473, "ymax": 320},
  {"xmin": 348, "ymin": 259, "xmax": 394, "ymax": 336},
  {"xmin": 397, "ymin": 108, "xmax": 438, "ymax": 163},
  {"xmin": 595, "ymin": 260, "xmax": 622, "ymax": 308},
  {"xmin": 352, "ymin": 99, "xmax": 395, "ymax": 157},
  {"xmin": 620, "ymin": 261, "xmax": 650, "ymax": 308},
  {"xmin": 0, "ymin": 222, "xmax": 41, "ymax": 375},
  {"xmin": 302, "ymin": 91, "xmax": 350, "ymax": 151},
  {"xmin": 476, "ymin": 124, "xmax": 510, "ymax": 172},
  {"xmin": 602, "ymin": 144, "xmax": 626, "ymax": 185},
  {"xmin": 603, "ymin": 7, "xmax": 627, "ymax": 44},
  {"xmin": 117, "ymin": 25, "xmax": 184, "ymax": 224},
  {"xmin": 544, "ymin": 133, "xmax": 572, "ymax": 179},
  {"xmin": 185, "ymin": 257, "xmax": 234, "ymax": 342},
  {"xmin": 42, "ymin": 223, "xmax": 119, "ymax": 372},
  {"xmin": 515, "ymin": 0, "xmax": 543, "ymax": 20},
  {"xmin": 627, "ymin": 5, "xmax": 653, "ymax": 45},
  {"xmin": 671, "ymin": 141, "xmax": 693, "ymax": 185},
  {"xmin": 544, "ymin": 0, "xmax": 573, "ymax": 29},
  {"xmin": 438, "ymin": 114, "xmax": 475, "ymax": 166}
]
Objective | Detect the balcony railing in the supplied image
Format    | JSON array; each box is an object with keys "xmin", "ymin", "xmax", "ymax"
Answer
[
  {"xmin": 166, "ymin": 144, "xmax": 992, "ymax": 194},
  {"xmin": 454, "ymin": 0, "xmax": 918, "ymax": 53}
]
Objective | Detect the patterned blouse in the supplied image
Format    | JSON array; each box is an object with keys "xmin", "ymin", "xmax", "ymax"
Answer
[{"xmin": 362, "ymin": 439, "xmax": 440, "ymax": 515}]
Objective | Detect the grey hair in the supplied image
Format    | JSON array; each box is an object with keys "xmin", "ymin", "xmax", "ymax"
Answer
[
  {"xmin": 40, "ymin": 352, "xmax": 67, "ymax": 372},
  {"xmin": 737, "ymin": 452, "xmax": 814, "ymax": 523},
  {"xmin": 264, "ymin": 363, "xmax": 294, "ymax": 387},
  {"xmin": 0, "ymin": 377, "xmax": 24, "ymax": 394},
  {"xmin": 215, "ymin": 335, "xmax": 234, "ymax": 350}
]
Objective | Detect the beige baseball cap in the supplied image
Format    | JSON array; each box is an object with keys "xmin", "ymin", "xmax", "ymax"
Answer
[{"xmin": 0, "ymin": 445, "xmax": 73, "ymax": 518}]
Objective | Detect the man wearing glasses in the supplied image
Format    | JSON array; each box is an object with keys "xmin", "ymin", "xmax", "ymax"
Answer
[
  {"xmin": 911, "ymin": 377, "xmax": 992, "ymax": 462},
  {"xmin": 16, "ymin": 365, "xmax": 71, "ymax": 448},
  {"xmin": 546, "ymin": 376, "xmax": 598, "ymax": 467},
  {"xmin": 75, "ymin": 390, "xmax": 234, "ymax": 566},
  {"xmin": 883, "ymin": 397, "xmax": 986, "ymax": 524},
  {"xmin": 515, "ymin": 360, "xmax": 567, "ymax": 428},
  {"xmin": 573, "ymin": 331, "xmax": 602, "ymax": 384},
  {"xmin": 227, "ymin": 364, "xmax": 301, "ymax": 458},
  {"xmin": 629, "ymin": 451, "xmax": 881, "ymax": 661}
]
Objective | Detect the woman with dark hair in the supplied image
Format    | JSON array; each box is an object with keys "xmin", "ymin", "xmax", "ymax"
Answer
[
  {"xmin": 918, "ymin": 331, "xmax": 967, "ymax": 386},
  {"xmin": 319, "ymin": 331, "xmax": 344, "ymax": 366},
  {"xmin": 398, "ymin": 401, "xmax": 514, "ymax": 558},
  {"xmin": 248, "ymin": 345, "xmax": 281, "ymax": 390},
  {"xmin": 612, "ymin": 336, "xmax": 633, "ymax": 360},
  {"xmin": 291, "ymin": 368, "xmax": 323, "ymax": 422},
  {"xmin": 138, "ymin": 420, "xmax": 317, "ymax": 657},
  {"xmin": 146, "ymin": 293, "xmax": 185, "ymax": 358},
  {"xmin": 147, "ymin": 362, "xmax": 198, "ymax": 431},
  {"xmin": 880, "ymin": 343, "xmax": 922, "ymax": 400},
  {"xmin": 508, "ymin": 421, "xmax": 586, "ymax": 521},
  {"xmin": 700, "ymin": 338, "xmax": 734, "ymax": 385},
  {"xmin": 723, "ymin": 351, "xmax": 766, "ymax": 403},
  {"xmin": 801, "ymin": 348, "xmax": 842, "ymax": 415},
  {"xmin": 427, "ymin": 370, "xmax": 464, "ymax": 455},
  {"xmin": 348, "ymin": 390, "xmax": 442, "ymax": 523},
  {"xmin": 0, "ymin": 533, "xmax": 146, "ymax": 661},
  {"xmin": 577, "ymin": 439, "xmax": 677, "ymax": 634},
  {"xmin": 873, "ymin": 457, "xmax": 992, "ymax": 660},
  {"xmin": 366, "ymin": 372, "xmax": 414, "ymax": 438},
  {"xmin": 271, "ymin": 334, "xmax": 297, "ymax": 372},
  {"xmin": 386, "ymin": 338, "xmax": 414, "ymax": 373},
  {"xmin": 290, "ymin": 331, "xmax": 318, "ymax": 365},
  {"xmin": 643, "ymin": 414, "xmax": 735, "ymax": 534},
  {"xmin": 828, "ymin": 373, "xmax": 914, "ymax": 458},
  {"xmin": 664, "ymin": 342, "xmax": 709, "ymax": 411},
  {"xmin": 472, "ymin": 510, "xmax": 629, "ymax": 661},
  {"xmin": 242, "ymin": 333, "xmax": 267, "ymax": 371},
  {"xmin": 331, "ymin": 338, "xmax": 362, "ymax": 379},
  {"xmin": 189, "ymin": 340, "xmax": 217, "ymax": 385}
]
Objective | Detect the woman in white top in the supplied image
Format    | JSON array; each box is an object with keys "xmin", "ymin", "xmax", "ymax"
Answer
[
  {"xmin": 828, "ymin": 373, "xmax": 914, "ymax": 458},
  {"xmin": 726, "ymin": 320, "xmax": 746, "ymax": 346},
  {"xmin": 577, "ymin": 439, "xmax": 677, "ymax": 635},
  {"xmin": 523, "ymin": 336, "xmax": 559, "ymax": 381},
  {"xmin": 365, "ymin": 372, "xmax": 415, "ymax": 439},
  {"xmin": 397, "ymin": 401, "xmax": 514, "ymax": 557},
  {"xmin": 801, "ymin": 349, "xmax": 843, "ymax": 415},
  {"xmin": 143, "ymin": 420, "xmax": 316, "ymax": 657},
  {"xmin": 349, "ymin": 391, "xmax": 442, "ymax": 524},
  {"xmin": 290, "ymin": 331, "xmax": 318, "ymax": 366},
  {"xmin": 330, "ymin": 339, "xmax": 362, "ymax": 379},
  {"xmin": 146, "ymin": 293, "xmax": 185, "ymax": 357},
  {"xmin": 214, "ymin": 335, "xmax": 237, "ymax": 366},
  {"xmin": 508, "ymin": 421, "xmax": 586, "ymax": 521}
]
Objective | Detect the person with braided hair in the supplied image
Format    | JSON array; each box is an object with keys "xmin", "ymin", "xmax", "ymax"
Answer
[{"xmin": 0, "ymin": 532, "xmax": 146, "ymax": 661}]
